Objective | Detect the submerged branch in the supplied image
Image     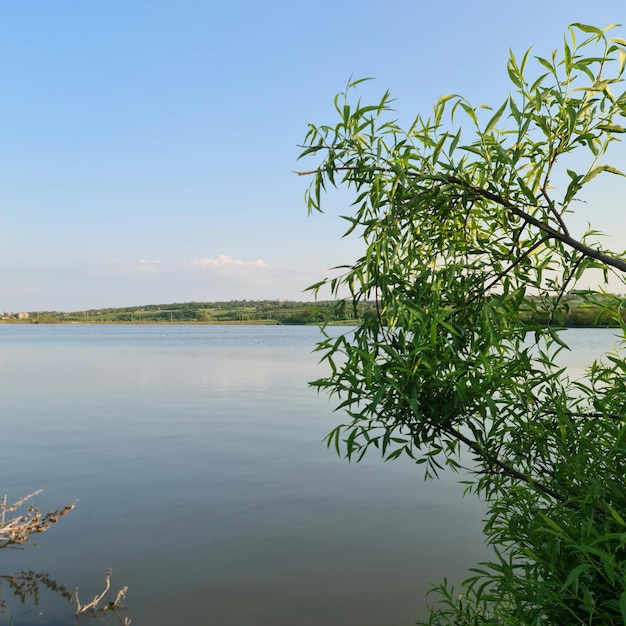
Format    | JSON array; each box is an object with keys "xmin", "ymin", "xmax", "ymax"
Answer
[
  {"xmin": 0, "ymin": 492, "xmax": 75, "ymax": 548},
  {"xmin": 75, "ymin": 567, "xmax": 129, "ymax": 620}
]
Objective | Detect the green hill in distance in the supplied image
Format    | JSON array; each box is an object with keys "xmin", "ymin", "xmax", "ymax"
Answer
[
  {"xmin": 6, "ymin": 300, "xmax": 363, "ymax": 325},
  {"xmin": 2, "ymin": 292, "xmax": 625, "ymax": 327}
]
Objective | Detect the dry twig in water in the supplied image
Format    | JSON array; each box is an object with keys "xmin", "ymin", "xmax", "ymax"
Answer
[
  {"xmin": 0, "ymin": 491, "xmax": 75, "ymax": 548},
  {"xmin": 75, "ymin": 567, "xmax": 129, "ymax": 623}
]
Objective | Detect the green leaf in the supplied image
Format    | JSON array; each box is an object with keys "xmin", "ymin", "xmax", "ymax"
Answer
[
  {"xmin": 384, "ymin": 448, "xmax": 404, "ymax": 461},
  {"xmin": 516, "ymin": 176, "xmax": 537, "ymax": 204},
  {"xmin": 571, "ymin": 23, "xmax": 604, "ymax": 36},
  {"xmin": 620, "ymin": 590, "xmax": 626, "ymax": 623},
  {"xmin": 448, "ymin": 129, "xmax": 461, "ymax": 156},
  {"xmin": 561, "ymin": 563, "xmax": 590, "ymax": 592},
  {"xmin": 607, "ymin": 504, "xmax": 626, "ymax": 527},
  {"xmin": 619, "ymin": 48, "xmax": 626, "ymax": 75},
  {"xmin": 563, "ymin": 38, "xmax": 572, "ymax": 73},
  {"xmin": 484, "ymin": 100, "xmax": 507, "ymax": 134},
  {"xmin": 507, "ymin": 68, "xmax": 522, "ymax": 88},
  {"xmin": 459, "ymin": 101, "xmax": 478, "ymax": 125},
  {"xmin": 597, "ymin": 123, "xmax": 626, "ymax": 133},
  {"xmin": 349, "ymin": 77, "xmax": 375, "ymax": 88},
  {"xmin": 535, "ymin": 56, "xmax": 555, "ymax": 73},
  {"xmin": 583, "ymin": 164, "xmax": 626, "ymax": 183}
]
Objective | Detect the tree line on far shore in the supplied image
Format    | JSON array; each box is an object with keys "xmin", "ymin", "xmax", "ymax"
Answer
[{"xmin": 6, "ymin": 291, "xmax": 626, "ymax": 326}]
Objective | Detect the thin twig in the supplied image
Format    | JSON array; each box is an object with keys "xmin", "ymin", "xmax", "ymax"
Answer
[{"xmin": 75, "ymin": 568, "xmax": 128, "ymax": 617}]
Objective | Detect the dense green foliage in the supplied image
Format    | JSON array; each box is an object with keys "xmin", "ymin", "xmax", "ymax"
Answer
[{"xmin": 300, "ymin": 24, "xmax": 626, "ymax": 625}]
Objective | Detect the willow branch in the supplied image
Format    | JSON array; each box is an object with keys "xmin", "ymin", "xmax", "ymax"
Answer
[
  {"xmin": 441, "ymin": 423, "xmax": 573, "ymax": 506},
  {"xmin": 296, "ymin": 165, "xmax": 626, "ymax": 273},
  {"xmin": 481, "ymin": 235, "xmax": 551, "ymax": 296},
  {"xmin": 443, "ymin": 175, "xmax": 626, "ymax": 273}
]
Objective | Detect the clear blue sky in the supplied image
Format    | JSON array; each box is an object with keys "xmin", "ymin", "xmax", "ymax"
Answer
[{"xmin": 1, "ymin": 1, "xmax": 625, "ymax": 311}]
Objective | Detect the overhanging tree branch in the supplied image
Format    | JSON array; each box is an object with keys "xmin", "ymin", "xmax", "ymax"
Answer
[
  {"xmin": 297, "ymin": 165, "xmax": 626, "ymax": 274},
  {"xmin": 300, "ymin": 23, "xmax": 626, "ymax": 624},
  {"xmin": 443, "ymin": 175, "xmax": 626, "ymax": 274}
]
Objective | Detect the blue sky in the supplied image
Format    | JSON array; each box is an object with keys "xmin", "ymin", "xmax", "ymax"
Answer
[{"xmin": 1, "ymin": 1, "xmax": 625, "ymax": 311}]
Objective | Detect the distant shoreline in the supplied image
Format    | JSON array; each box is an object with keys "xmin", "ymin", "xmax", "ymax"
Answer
[
  {"xmin": 0, "ymin": 319, "xmax": 619, "ymax": 329},
  {"xmin": 0, "ymin": 319, "xmax": 282, "ymax": 325},
  {"xmin": 2, "ymin": 293, "xmax": 624, "ymax": 328},
  {"xmin": 0, "ymin": 319, "xmax": 359, "ymax": 326}
]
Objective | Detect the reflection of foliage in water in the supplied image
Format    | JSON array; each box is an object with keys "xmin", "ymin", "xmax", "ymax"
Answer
[
  {"xmin": 0, "ymin": 568, "xmax": 130, "ymax": 625},
  {"xmin": 0, "ymin": 570, "xmax": 73, "ymax": 613}
]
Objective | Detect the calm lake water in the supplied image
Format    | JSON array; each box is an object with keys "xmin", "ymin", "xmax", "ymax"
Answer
[{"xmin": 0, "ymin": 325, "xmax": 620, "ymax": 625}]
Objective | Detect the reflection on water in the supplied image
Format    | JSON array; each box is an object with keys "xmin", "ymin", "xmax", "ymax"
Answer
[
  {"xmin": 0, "ymin": 325, "xmax": 618, "ymax": 625},
  {"xmin": 0, "ymin": 570, "xmax": 73, "ymax": 618},
  {"xmin": 0, "ymin": 567, "xmax": 129, "ymax": 625}
]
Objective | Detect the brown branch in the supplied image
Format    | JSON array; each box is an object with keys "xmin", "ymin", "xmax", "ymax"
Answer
[
  {"xmin": 481, "ymin": 235, "xmax": 551, "ymax": 296},
  {"xmin": 541, "ymin": 135, "xmax": 571, "ymax": 236},
  {"xmin": 296, "ymin": 165, "xmax": 626, "ymax": 273},
  {"xmin": 443, "ymin": 176, "xmax": 626, "ymax": 273},
  {"xmin": 547, "ymin": 256, "xmax": 585, "ymax": 326},
  {"xmin": 441, "ymin": 423, "xmax": 573, "ymax": 506}
]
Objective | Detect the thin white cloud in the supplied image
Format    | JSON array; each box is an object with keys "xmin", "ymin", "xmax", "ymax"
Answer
[
  {"xmin": 137, "ymin": 259, "xmax": 161, "ymax": 274},
  {"xmin": 185, "ymin": 254, "xmax": 267, "ymax": 270}
]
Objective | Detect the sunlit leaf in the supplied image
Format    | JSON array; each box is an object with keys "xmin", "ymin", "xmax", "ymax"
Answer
[
  {"xmin": 582, "ymin": 164, "xmax": 626, "ymax": 183},
  {"xmin": 484, "ymin": 100, "xmax": 508, "ymax": 134},
  {"xmin": 571, "ymin": 23, "xmax": 604, "ymax": 36}
]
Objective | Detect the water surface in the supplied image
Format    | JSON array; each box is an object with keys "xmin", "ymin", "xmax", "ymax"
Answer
[{"xmin": 0, "ymin": 325, "xmax": 617, "ymax": 625}]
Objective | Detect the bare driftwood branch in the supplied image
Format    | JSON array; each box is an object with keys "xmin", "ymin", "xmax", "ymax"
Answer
[
  {"xmin": 75, "ymin": 567, "xmax": 129, "ymax": 622},
  {"xmin": 0, "ymin": 491, "xmax": 75, "ymax": 548}
]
